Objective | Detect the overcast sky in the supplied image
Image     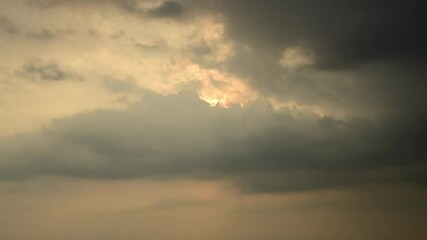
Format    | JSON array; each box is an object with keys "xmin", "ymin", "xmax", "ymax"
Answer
[{"xmin": 1, "ymin": 1, "xmax": 427, "ymax": 239}]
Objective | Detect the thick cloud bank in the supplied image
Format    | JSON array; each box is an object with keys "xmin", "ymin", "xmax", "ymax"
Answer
[{"xmin": 1, "ymin": 91, "xmax": 425, "ymax": 192}]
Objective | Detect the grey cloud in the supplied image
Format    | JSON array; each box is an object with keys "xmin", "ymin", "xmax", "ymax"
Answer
[
  {"xmin": 0, "ymin": 17, "xmax": 21, "ymax": 35},
  {"xmin": 134, "ymin": 42, "xmax": 159, "ymax": 50},
  {"xmin": 110, "ymin": 30, "xmax": 126, "ymax": 40},
  {"xmin": 0, "ymin": 16, "xmax": 71, "ymax": 40},
  {"xmin": 148, "ymin": 198, "xmax": 216, "ymax": 210},
  {"xmin": 132, "ymin": 38, "xmax": 167, "ymax": 51},
  {"xmin": 114, "ymin": 0, "xmax": 143, "ymax": 14},
  {"xmin": 103, "ymin": 76, "xmax": 138, "ymax": 93},
  {"xmin": 198, "ymin": 0, "xmax": 427, "ymax": 69},
  {"xmin": 0, "ymin": 91, "xmax": 425, "ymax": 192},
  {"xmin": 24, "ymin": 0, "xmax": 59, "ymax": 8},
  {"xmin": 106, "ymin": 0, "xmax": 187, "ymax": 20},
  {"xmin": 146, "ymin": 1, "xmax": 184, "ymax": 19},
  {"xmin": 26, "ymin": 0, "xmax": 187, "ymax": 20},
  {"xmin": 233, "ymin": 165, "xmax": 427, "ymax": 193},
  {"xmin": 26, "ymin": 28, "xmax": 55, "ymax": 40},
  {"xmin": 18, "ymin": 61, "xmax": 76, "ymax": 81}
]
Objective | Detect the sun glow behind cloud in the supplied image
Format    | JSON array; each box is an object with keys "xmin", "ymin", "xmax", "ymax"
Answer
[
  {"xmin": 175, "ymin": 63, "xmax": 257, "ymax": 108},
  {"xmin": 0, "ymin": 3, "xmax": 256, "ymax": 136}
]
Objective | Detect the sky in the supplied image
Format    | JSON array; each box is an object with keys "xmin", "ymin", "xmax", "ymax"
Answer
[{"xmin": 1, "ymin": 0, "xmax": 427, "ymax": 239}]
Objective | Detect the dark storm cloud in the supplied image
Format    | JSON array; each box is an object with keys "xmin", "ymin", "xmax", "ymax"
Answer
[
  {"xmin": 197, "ymin": 0, "xmax": 427, "ymax": 69},
  {"xmin": 0, "ymin": 91, "xmax": 425, "ymax": 192},
  {"xmin": 181, "ymin": 0, "xmax": 427, "ymax": 150},
  {"xmin": 18, "ymin": 61, "xmax": 76, "ymax": 81}
]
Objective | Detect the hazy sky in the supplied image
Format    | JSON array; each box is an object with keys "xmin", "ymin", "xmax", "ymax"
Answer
[{"xmin": 1, "ymin": 1, "xmax": 427, "ymax": 239}]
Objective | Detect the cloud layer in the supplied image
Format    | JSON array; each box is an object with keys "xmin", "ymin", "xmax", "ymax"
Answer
[
  {"xmin": 1, "ymin": 1, "xmax": 427, "ymax": 239},
  {"xmin": 1, "ymin": 90, "xmax": 425, "ymax": 193}
]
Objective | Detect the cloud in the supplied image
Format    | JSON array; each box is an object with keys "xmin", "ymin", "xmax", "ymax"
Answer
[
  {"xmin": 26, "ymin": 29, "xmax": 55, "ymax": 40},
  {"xmin": 175, "ymin": 1, "xmax": 427, "ymax": 123},
  {"xmin": 148, "ymin": 198, "xmax": 216, "ymax": 210},
  {"xmin": 1, "ymin": 2, "xmax": 427, "ymax": 238},
  {"xmin": 0, "ymin": 17, "xmax": 21, "ymax": 35},
  {"xmin": 17, "ymin": 61, "xmax": 75, "ymax": 81},
  {"xmin": 0, "ymin": 16, "xmax": 72, "ymax": 40},
  {"xmin": 198, "ymin": 0, "xmax": 427, "ymax": 69},
  {"xmin": 0, "ymin": 90, "xmax": 425, "ymax": 192},
  {"xmin": 119, "ymin": 0, "xmax": 189, "ymax": 21},
  {"xmin": 25, "ymin": 0, "xmax": 188, "ymax": 20},
  {"xmin": 146, "ymin": 1, "xmax": 184, "ymax": 19},
  {"xmin": 279, "ymin": 45, "xmax": 314, "ymax": 71},
  {"xmin": 3, "ymin": 0, "xmax": 427, "ymax": 193},
  {"xmin": 24, "ymin": 0, "xmax": 59, "ymax": 8},
  {"xmin": 22, "ymin": 0, "xmax": 427, "ymax": 68}
]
